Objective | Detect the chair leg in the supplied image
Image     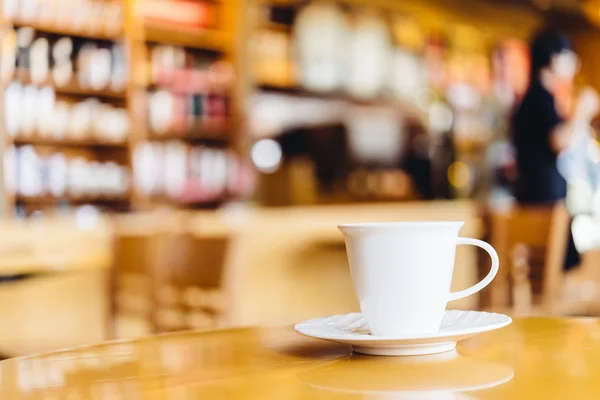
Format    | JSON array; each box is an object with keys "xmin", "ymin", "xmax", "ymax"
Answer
[{"xmin": 512, "ymin": 244, "xmax": 532, "ymax": 316}]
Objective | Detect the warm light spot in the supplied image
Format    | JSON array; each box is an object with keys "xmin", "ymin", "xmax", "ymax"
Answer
[{"xmin": 448, "ymin": 161, "xmax": 470, "ymax": 188}]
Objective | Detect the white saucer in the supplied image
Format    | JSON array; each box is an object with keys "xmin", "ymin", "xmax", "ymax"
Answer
[{"xmin": 295, "ymin": 310, "xmax": 512, "ymax": 356}]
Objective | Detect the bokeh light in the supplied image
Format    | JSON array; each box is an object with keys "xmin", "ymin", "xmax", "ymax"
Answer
[{"xmin": 251, "ymin": 139, "xmax": 282, "ymax": 173}]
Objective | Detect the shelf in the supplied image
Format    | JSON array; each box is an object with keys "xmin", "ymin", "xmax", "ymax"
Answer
[
  {"xmin": 53, "ymin": 82, "xmax": 126, "ymax": 100},
  {"xmin": 147, "ymin": 195, "xmax": 228, "ymax": 209},
  {"xmin": 259, "ymin": 21, "xmax": 293, "ymax": 33},
  {"xmin": 10, "ymin": 18, "xmax": 122, "ymax": 41},
  {"xmin": 148, "ymin": 123, "xmax": 232, "ymax": 144},
  {"xmin": 149, "ymin": 132, "xmax": 230, "ymax": 144},
  {"xmin": 256, "ymin": 83, "xmax": 392, "ymax": 105},
  {"xmin": 12, "ymin": 137, "xmax": 129, "ymax": 149},
  {"xmin": 146, "ymin": 82, "xmax": 234, "ymax": 96},
  {"xmin": 15, "ymin": 195, "xmax": 130, "ymax": 205},
  {"xmin": 148, "ymin": 134, "xmax": 230, "ymax": 144},
  {"xmin": 256, "ymin": 83, "xmax": 425, "ymax": 119},
  {"xmin": 144, "ymin": 22, "xmax": 231, "ymax": 52},
  {"xmin": 13, "ymin": 70, "xmax": 126, "ymax": 99}
]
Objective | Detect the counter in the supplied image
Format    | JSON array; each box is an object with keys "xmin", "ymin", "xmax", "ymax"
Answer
[{"xmin": 189, "ymin": 200, "xmax": 483, "ymax": 326}]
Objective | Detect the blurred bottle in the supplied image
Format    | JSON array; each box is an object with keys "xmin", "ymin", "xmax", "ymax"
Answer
[
  {"xmin": 148, "ymin": 46, "xmax": 232, "ymax": 137},
  {"xmin": 8, "ymin": 146, "xmax": 130, "ymax": 199},
  {"xmin": 133, "ymin": 141, "xmax": 249, "ymax": 204},
  {"xmin": 7, "ymin": 83, "xmax": 129, "ymax": 143}
]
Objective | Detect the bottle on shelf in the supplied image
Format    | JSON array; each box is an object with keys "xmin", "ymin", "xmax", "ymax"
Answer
[
  {"xmin": 6, "ymin": 145, "xmax": 130, "ymax": 200},
  {"xmin": 4, "ymin": 83, "xmax": 130, "ymax": 143},
  {"xmin": 147, "ymin": 45, "xmax": 233, "ymax": 139},
  {"xmin": 133, "ymin": 141, "xmax": 254, "ymax": 205},
  {"xmin": 5, "ymin": 24, "xmax": 128, "ymax": 93}
]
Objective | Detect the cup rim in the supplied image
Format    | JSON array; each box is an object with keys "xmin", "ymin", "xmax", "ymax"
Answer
[{"xmin": 338, "ymin": 221, "xmax": 465, "ymax": 230}]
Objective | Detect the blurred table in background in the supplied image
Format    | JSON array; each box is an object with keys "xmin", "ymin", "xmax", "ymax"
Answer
[
  {"xmin": 192, "ymin": 200, "xmax": 483, "ymax": 327},
  {"xmin": 0, "ymin": 218, "xmax": 112, "ymax": 275},
  {"xmin": 0, "ymin": 217, "xmax": 112, "ymax": 356}
]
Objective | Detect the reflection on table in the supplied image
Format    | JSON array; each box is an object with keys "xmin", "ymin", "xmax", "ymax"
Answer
[{"xmin": 299, "ymin": 350, "xmax": 513, "ymax": 399}]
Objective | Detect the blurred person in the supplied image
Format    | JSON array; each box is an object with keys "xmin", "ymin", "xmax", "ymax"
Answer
[
  {"xmin": 557, "ymin": 88, "xmax": 600, "ymax": 195},
  {"xmin": 512, "ymin": 29, "xmax": 599, "ymax": 270}
]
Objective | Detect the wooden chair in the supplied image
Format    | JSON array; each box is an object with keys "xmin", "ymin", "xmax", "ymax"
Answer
[
  {"xmin": 110, "ymin": 211, "xmax": 241, "ymax": 338},
  {"xmin": 488, "ymin": 202, "xmax": 586, "ymax": 316},
  {"xmin": 110, "ymin": 211, "xmax": 183, "ymax": 339},
  {"xmin": 153, "ymin": 230, "xmax": 240, "ymax": 332}
]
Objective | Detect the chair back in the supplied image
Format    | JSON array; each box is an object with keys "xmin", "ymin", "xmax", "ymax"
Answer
[
  {"xmin": 489, "ymin": 202, "xmax": 571, "ymax": 314},
  {"xmin": 110, "ymin": 211, "xmax": 182, "ymax": 338},
  {"xmin": 153, "ymin": 231, "xmax": 238, "ymax": 332},
  {"xmin": 111, "ymin": 211, "xmax": 240, "ymax": 337}
]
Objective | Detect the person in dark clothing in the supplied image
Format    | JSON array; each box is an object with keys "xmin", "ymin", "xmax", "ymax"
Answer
[{"xmin": 513, "ymin": 29, "xmax": 598, "ymax": 270}]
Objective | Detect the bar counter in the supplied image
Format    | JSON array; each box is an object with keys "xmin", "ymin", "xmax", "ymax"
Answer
[{"xmin": 192, "ymin": 200, "xmax": 483, "ymax": 326}]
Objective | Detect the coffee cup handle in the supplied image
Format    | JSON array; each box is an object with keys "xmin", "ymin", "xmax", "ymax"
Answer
[{"xmin": 448, "ymin": 237, "xmax": 499, "ymax": 302}]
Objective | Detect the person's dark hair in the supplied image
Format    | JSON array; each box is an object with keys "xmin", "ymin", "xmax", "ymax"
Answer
[{"xmin": 530, "ymin": 29, "xmax": 572, "ymax": 79}]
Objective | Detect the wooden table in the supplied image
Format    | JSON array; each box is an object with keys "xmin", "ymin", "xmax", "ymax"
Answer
[{"xmin": 1, "ymin": 318, "xmax": 599, "ymax": 398}]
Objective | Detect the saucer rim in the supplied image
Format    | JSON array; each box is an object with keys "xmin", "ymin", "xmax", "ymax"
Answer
[{"xmin": 294, "ymin": 310, "xmax": 512, "ymax": 342}]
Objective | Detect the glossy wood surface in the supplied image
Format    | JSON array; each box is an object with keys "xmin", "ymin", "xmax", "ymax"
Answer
[{"xmin": 1, "ymin": 318, "xmax": 600, "ymax": 399}]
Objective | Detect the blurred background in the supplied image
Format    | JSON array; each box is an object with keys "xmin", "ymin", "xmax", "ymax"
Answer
[{"xmin": 3, "ymin": 0, "xmax": 600, "ymax": 357}]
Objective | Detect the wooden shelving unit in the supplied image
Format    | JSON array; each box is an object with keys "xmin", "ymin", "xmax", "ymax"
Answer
[
  {"xmin": 0, "ymin": 0, "xmax": 244, "ymax": 217},
  {"xmin": 131, "ymin": 0, "xmax": 243, "ymax": 210},
  {"xmin": 0, "ymin": 1, "xmax": 131, "ymax": 216}
]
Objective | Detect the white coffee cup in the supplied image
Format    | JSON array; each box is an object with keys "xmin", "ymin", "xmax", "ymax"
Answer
[{"xmin": 338, "ymin": 221, "xmax": 499, "ymax": 336}]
